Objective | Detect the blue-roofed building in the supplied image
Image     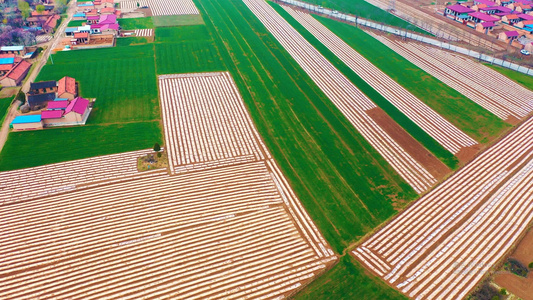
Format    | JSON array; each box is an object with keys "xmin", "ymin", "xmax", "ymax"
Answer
[
  {"xmin": 73, "ymin": 12, "xmax": 86, "ymax": 21},
  {"xmin": 65, "ymin": 27, "xmax": 79, "ymax": 36},
  {"xmin": 10, "ymin": 115, "xmax": 43, "ymax": 130},
  {"xmin": 0, "ymin": 46, "xmax": 25, "ymax": 56},
  {"xmin": 0, "ymin": 57, "xmax": 15, "ymax": 65}
]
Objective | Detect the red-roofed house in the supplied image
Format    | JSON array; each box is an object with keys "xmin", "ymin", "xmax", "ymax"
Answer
[
  {"xmin": 57, "ymin": 76, "xmax": 77, "ymax": 100},
  {"xmin": 0, "ymin": 60, "xmax": 31, "ymax": 87},
  {"xmin": 73, "ymin": 32, "xmax": 89, "ymax": 44},
  {"xmin": 511, "ymin": 2, "xmax": 533, "ymax": 12},
  {"xmin": 502, "ymin": 14, "xmax": 521, "ymax": 24},
  {"xmin": 516, "ymin": 19, "xmax": 533, "ymax": 27},
  {"xmin": 498, "ymin": 30, "xmax": 521, "ymax": 43},
  {"xmin": 43, "ymin": 15, "xmax": 60, "ymax": 33}
]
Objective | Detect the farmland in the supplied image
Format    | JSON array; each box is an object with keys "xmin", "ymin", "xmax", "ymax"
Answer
[
  {"xmin": 485, "ymin": 63, "xmax": 533, "ymax": 90},
  {"xmin": 0, "ymin": 121, "xmax": 162, "ymax": 171},
  {"xmin": 36, "ymin": 44, "xmax": 159, "ymax": 124},
  {"xmin": 117, "ymin": 17, "xmax": 154, "ymax": 29},
  {"xmin": 294, "ymin": 0, "xmax": 429, "ymax": 34},
  {"xmin": 353, "ymin": 116, "xmax": 533, "ymax": 299},
  {"xmin": 0, "ymin": 72, "xmax": 337, "ymax": 299},
  {"xmin": 195, "ymin": 0, "xmax": 419, "ymax": 255},
  {"xmin": 152, "ymin": 14, "xmax": 204, "ymax": 27},
  {"xmin": 155, "ymin": 42, "xmax": 225, "ymax": 74},
  {"xmin": 374, "ymin": 34, "xmax": 533, "ymax": 123},
  {"xmin": 0, "ymin": 97, "xmax": 13, "ymax": 124},
  {"xmin": 309, "ymin": 15, "xmax": 509, "ymax": 144}
]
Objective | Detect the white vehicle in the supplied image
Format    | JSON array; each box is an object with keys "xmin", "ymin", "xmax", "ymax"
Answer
[{"xmin": 521, "ymin": 49, "xmax": 530, "ymax": 55}]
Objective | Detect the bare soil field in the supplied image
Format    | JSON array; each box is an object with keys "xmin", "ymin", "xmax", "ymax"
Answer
[
  {"xmin": 494, "ymin": 228, "xmax": 533, "ymax": 300},
  {"xmin": 367, "ymin": 108, "xmax": 450, "ymax": 180},
  {"xmin": 353, "ymin": 116, "xmax": 533, "ymax": 299}
]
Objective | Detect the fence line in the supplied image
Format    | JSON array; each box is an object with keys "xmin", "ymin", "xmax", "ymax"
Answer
[{"xmin": 277, "ymin": 0, "xmax": 533, "ymax": 77}]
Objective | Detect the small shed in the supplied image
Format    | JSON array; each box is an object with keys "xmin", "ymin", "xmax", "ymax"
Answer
[
  {"xmin": 11, "ymin": 115, "xmax": 43, "ymax": 130},
  {"xmin": 476, "ymin": 21, "xmax": 497, "ymax": 33},
  {"xmin": 0, "ymin": 46, "xmax": 25, "ymax": 56}
]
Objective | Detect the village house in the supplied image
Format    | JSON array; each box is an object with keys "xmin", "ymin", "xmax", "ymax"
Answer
[
  {"xmin": 29, "ymin": 80, "xmax": 57, "ymax": 95},
  {"xmin": 43, "ymin": 15, "xmax": 60, "ymax": 34},
  {"xmin": 41, "ymin": 97, "xmax": 91, "ymax": 127},
  {"xmin": 28, "ymin": 92, "xmax": 56, "ymax": 109},
  {"xmin": 0, "ymin": 54, "xmax": 17, "ymax": 76},
  {"xmin": 10, "ymin": 115, "xmax": 43, "ymax": 131},
  {"xmin": 72, "ymin": 12, "xmax": 86, "ymax": 21},
  {"xmin": 498, "ymin": 30, "xmax": 521, "ymax": 43},
  {"xmin": 0, "ymin": 60, "xmax": 31, "ymax": 87},
  {"xmin": 0, "ymin": 46, "xmax": 26, "ymax": 56},
  {"xmin": 77, "ymin": 1, "xmax": 95, "ymax": 12},
  {"xmin": 445, "ymin": 4, "xmax": 476, "ymax": 23},
  {"xmin": 57, "ymin": 76, "xmax": 78, "ymax": 100},
  {"xmin": 72, "ymin": 32, "xmax": 90, "ymax": 45},
  {"xmin": 469, "ymin": 11, "xmax": 500, "ymax": 23},
  {"xmin": 502, "ymin": 14, "xmax": 521, "ymax": 24},
  {"xmin": 476, "ymin": 21, "xmax": 497, "ymax": 33}
]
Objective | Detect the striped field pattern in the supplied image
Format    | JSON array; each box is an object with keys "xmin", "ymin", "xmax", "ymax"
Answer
[
  {"xmin": 283, "ymin": 7, "xmax": 478, "ymax": 155},
  {"xmin": 0, "ymin": 71, "xmax": 336, "ymax": 299},
  {"xmin": 118, "ymin": 0, "xmax": 148, "ymax": 10},
  {"xmin": 373, "ymin": 34, "xmax": 533, "ymax": 121},
  {"xmin": 134, "ymin": 29, "xmax": 153, "ymax": 36},
  {"xmin": 147, "ymin": 0, "xmax": 199, "ymax": 16},
  {"xmin": 242, "ymin": 0, "xmax": 437, "ymax": 194},
  {"xmin": 353, "ymin": 116, "xmax": 533, "ymax": 299}
]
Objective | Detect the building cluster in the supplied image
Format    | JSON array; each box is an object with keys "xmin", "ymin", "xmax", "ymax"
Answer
[
  {"xmin": 443, "ymin": 0, "xmax": 533, "ymax": 49},
  {"xmin": 10, "ymin": 76, "xmax": 93, "ymax": 130},
  {"xmin": 25, "ymin": 8, "xmax": 61, "ymax": 34},
  {"xmin": 63, "ymin": 1, "xmax": 121, "ymax": 49},
  {"xmin": 0, "ymin": 46, "xmax": 33, "ymax": 87}
]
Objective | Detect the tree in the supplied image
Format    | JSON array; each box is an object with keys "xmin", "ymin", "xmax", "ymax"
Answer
[
  {"xmin": 153, "ymin": 143, "xmax": 161, "ymax": 152},
  {"xmin": 18, "ymin": 0, "xmax": 30, "ymax": 19},
  {"xmin": 55, "ymin": 0, "xmax": 67, "ymax": 14},
  {"xmin": 36, "ymin": 4, "xmax": 45, "ymax": 13},
  {"xmin": 137, "ymin": 2, "xmax": 140, "ymax": 7},
  {"xmin": 499, "ymin": 288, "xmax": 507, "ymax": 295}
]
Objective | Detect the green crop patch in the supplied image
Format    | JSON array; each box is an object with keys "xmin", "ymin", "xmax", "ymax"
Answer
[
  {"xmin": 118, "ymin": 17, "xmax": 154, "ymax": 29},
  {"xmin": 116, "ymin": 36, "xmax": 152, "ymax": 46},
  {"xmin": 272, "ymin": 3, "xmax": 458, "ymax": 169},
  {"xmin": 67, "ymin": 20, "xmax": 85, "ymax": 27},
  {"xmin": 196, "ymin": 0, "xmax": 418, "ymax": 255},
  {"xmin": 299, "ymin": 0, "xmax": 429, "ymax": 34},
  {"xmin": 0, "ymin": 96, "xmax": 14, "ymax": 124},
  {"xmin": 37, "ymin": 44, "xmax": 159, "ymax": 124},
  {"xmin": 155, "ymin": 41, "xmax": 226, "ymax": 74},
  {"xmin": 315, "ymin": 16, "xmax": 509, "ymax": 143},
  {"xmin": 295, "ymin": 255, "xmax": 407, "ymax": 300},
  {"xmin": 152, "ymin": 14, "xmax": 204, "ymax": 27},
  {"xmin": 155, "ymin": 25, "xmax": 212, "ymax": 43},
  {"xmin": 0, "ymin": 121, "xmax": 162, "ymax": 171}
]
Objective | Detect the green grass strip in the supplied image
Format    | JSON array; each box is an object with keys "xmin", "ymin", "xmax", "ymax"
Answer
[
  {"xmin": 155, "ymin": 41, "xmax": 226, "ymax": 74},
  {"xmin": 118, "ymin": 17, "xmax": 154, "ymax": 29},
  {"xmin": 196, "ymin": 0, "xmax": 418, "ymax": 254},
  {"xmin": 152, "ymin": 14, "xmax": 204, "ymax": 27},
  {"xmin": 271, "ymin": 3, "xmax": 458, "ymax": 169},
  {"xmin": 294, "ymin": 0, "xmax": 430, "ymax": 35},
  {"xmin": 315, "ymin": 16, "xmax": 510, "ymax": 144},
  {"xmin": 0, "ymin": 121, "xmax": 162, "ymax": 171},
  {"xmin": 295, "ymin": 255, "xmax": 407, "ymax": 300}
]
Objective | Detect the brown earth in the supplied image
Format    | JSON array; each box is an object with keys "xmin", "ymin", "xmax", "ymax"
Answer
[
  {"xmin": 366, "ymin": 107, "xmax": 451, "ymax": 180},
  {"xmin": 455, "ymin": 144, "xmax": 482, "ymax": 164},
  {"xmin": 494, "ymin": 227, "xmax": 533, "ymax": 299},
  {"xmin": 506, "ymin": 115, "xmax": 521, "ymax": 126}
]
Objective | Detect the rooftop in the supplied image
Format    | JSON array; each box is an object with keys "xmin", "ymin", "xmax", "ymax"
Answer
[
  {"xmin": 65, "ymin": 97, "xmax": 89, "ymax": 115},
  {"xmin": 469, "ymin": 11, "xmax": 500, "ymax": 21},
  {"xmin": 0, "ymin": 46, "xmax": 24, "ymax": 51},
  {"xmin": 4, "ymin": 60, "xmax": 31, "ymax": 81},
  {"xmin": 474, "ymin": 0, "xmax": 497, "ymax": 6},
  {"xmin": 11, "ymin": 115, "xmax": 41, "ymax": 125},
  {"xmin": 481, "ymin": 21, "xmax": 496, "ymax": 27},
  {"xmin": 30, "ymin": 80, "xmax": 57, "ymax": 91},
  {"xmin": 41, "ymin": 110, "xmax": 64, "ymax": 119},
  {"xmin": 58, "ymin": 76, "xmax": 76, "ymax": 96},
  {"xmin": 74, "ymin": 32, "xmax": 89, "ymax": 39},
  {"xmin": 47, "ymin": 100, "xmax": 69, "ymax": 110},
  {"xmin": 28, "ymin": 92, "xmax": 56, "ymax": 105},
  {"xmin": 518, "ymin": 13, "xmax": 533, "ymax": 19},
  {"xmin": 504, "ymin": 30, "xmax": 520, "ymax": 36},
  {"xmin": 0, "ymin": 57, "xmax": 15, "ymax": 65},
  {"xmin": 446, "ymin": 4, "xmax": 476, "ymax": 13}
]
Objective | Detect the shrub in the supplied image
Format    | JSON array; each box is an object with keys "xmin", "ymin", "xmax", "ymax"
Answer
[
  {"xmin": 529, "ymin": 262, "xmax": 533, "ymax": 269},
  {"xmin": 500, "ymin": 288, "xmax": 506, "ymax": 295},
  {"xmin": 153, "ymin": 142, "xmax": 161, "ymax": 152}
]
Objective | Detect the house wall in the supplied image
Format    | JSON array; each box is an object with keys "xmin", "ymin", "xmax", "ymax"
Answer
[
  {"xmin": 0, "ymin": 77, "xmax": 17, "ymax": 87},
  {"xmin": 13, "ymin": 122, "xmax": 43, "ymax": 130},
  {"xmin": 59, "ymin": 91, "xmax": 76, "ymax": 100}
]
